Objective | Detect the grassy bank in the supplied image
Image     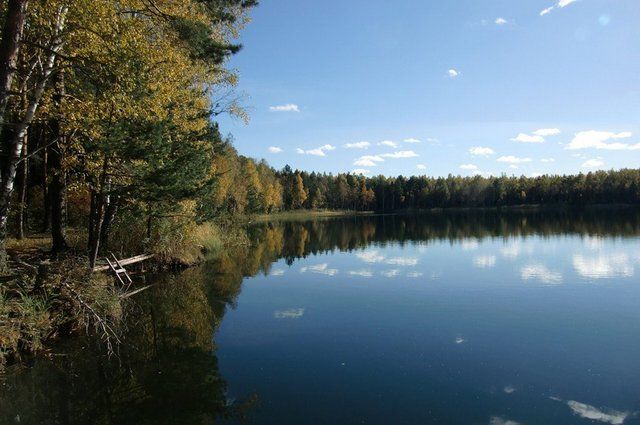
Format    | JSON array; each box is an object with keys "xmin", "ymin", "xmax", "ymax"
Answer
[
  {"xmin": 248, "ymin": 209, "xmax": 374, "ymax": 223},
  {"xmin": 0, "ymin": 258, "xmax": 123, "ymax": 368},
  {"xmin": 0, "ymin": 220, "xmax": 251, "ymax": 368},
  {"xmin": 245, "ymin": 204, "xmax": 640, "ymax": 224}
]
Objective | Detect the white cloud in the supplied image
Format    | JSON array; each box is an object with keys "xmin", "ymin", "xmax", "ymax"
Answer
[
  {"xmin": 567, "ymin": 401, "xmax": 629, "ymax": 425},
  {"xmin": 352, "ymin": 168, "xmax": 371, "ymax": 175},
  {"xmin": 269, "ymin": 103, "xmax": 299, "ymax": 112},
  {"xmin": 581, "ymin": 159, "xmax": 605, "ymax": 169},
  {"xmin": 540, "ymin": 0, "xmax": 579, "ymax": 16},
  {"xmin": 404, "ymin": 138, "xmax": 421, "ymax": 144},
  {"xmin": 354, "ymin": 159, "xmax": 376, "ymax": 166},
  {"xmin": 533, "ymin": 128, "xmax": 561, "ymax": 136},
  {"xmin": 426, "ymin": 137, "xmax": 440, "ymax": 144},
  {"xmin": 573, "ymin": 253, "xmax": 633, "ymax": 279},
  {"xmin": 407, "ymin": 271, "xmax": 424, "ymax": 278},
  {"xmin": 469, "ymin": 146, "xmax": 496, "ymax": 156},
  {"xmin": 416, "ymin": 164, "xmax": 427, "ymax": 170},
  {"xmin": 473, "ymin": 255, "xmax": 496, "ymax": 268},
  {"xmin": 540, "ymin": 6, "xmax": 554, "ymax": 16},
  {"xmin": 381, "ymin": 269, "xmax": 400, "ymax": 278},
  {"xmin": 495, "ymin": 17, "xmax": 508, "ymax": 25},
  {"xmin": 541, "ymin": 158, "xmax": 555, "ymax": 163},
  {"xmin": 460, "ymin": 163, "xmax": 478, "ymax": 170},
  {"xmin": 354, "ymin": 155, "xmax": 384, "ymax": 167},
  {"xmin": 349, "ymin": 269, "xmax": 373, "ymax": 278},
  {"xmin": 306, "ymin": 149, "xmax": 328, "ymax": 156},
  {"xmin": 511, "ymin": 133, "xmax": 545, "ymax": 143},
  {"xmin": 448, "ymin": 69, "xmax": 459, "ymax": 78},
  {"xmin": 274, "ymin": 308, "xmax": 304, "ymax": 319},
  {"xmin": 504, "ymin": 386, "xmax": 516, "ymax": 394},
  {"xmin": 566, "ymin": 130, "xmax": 640, "ymax": 151},
  {"xmin": 381, "ymin": 150, "xmax": 419, "ymax": 158},
  {"xmin": 497, "ymin": 155, "xmax": 532, "ymax": 164},
  {"xmin": 521, "ymin": 264, "xmax": 562, "ymax": 284},
  {"xmin": 268, "ymin": 146, "xmax": 283, "ymax": 153},
  {"xmin": 378, "ymin": 140, "xmax": 398, "ymax": 148},
  {"xmin": 298, "ymin": 144, "xmax": 336, "ymax": 156},
  {"xmin": 345, "ymin": 141, "xmax": 370, "ymax": 149},
  {"xmin": 512, "ymin": 128, "xmax": 561, "ymax": 143}
]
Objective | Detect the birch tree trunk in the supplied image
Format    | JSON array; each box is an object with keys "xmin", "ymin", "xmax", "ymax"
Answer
[
  {"xmin": 0, "ymin": 5, "xmax": 67, "ymax": 271},
  {"xmin": 0, "ymin": 0, "xmax": 28, "ymax": 125},
  {"xmin": 0, "ymin": 0, "xmax": 28, "ymax": 272},
  {"xmin": 15, "ymin": 134, "xmax": 27, "ymax": 239}
]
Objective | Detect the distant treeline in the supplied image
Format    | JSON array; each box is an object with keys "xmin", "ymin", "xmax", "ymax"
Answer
[{"xmin": 208, "ymin": 145, "xmax": 640, "ymax": 215}]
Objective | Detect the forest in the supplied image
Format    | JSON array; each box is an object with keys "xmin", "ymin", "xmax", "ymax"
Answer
[
  {"xmin": 0, "ymin": 0, "xmax": 258, "ymax": 272},
  {"xmin": 209, "ymin": 158, "xmax": 640, "ymax": 214}
]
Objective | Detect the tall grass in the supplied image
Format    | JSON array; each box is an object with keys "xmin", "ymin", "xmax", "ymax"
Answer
[
  {"xmin": 153, "ymin": 221, "xmax": 225, "ymax": 265},
  {"xmin": 0, "ymin": 260, "xmax": 123, "ymax": 369}
]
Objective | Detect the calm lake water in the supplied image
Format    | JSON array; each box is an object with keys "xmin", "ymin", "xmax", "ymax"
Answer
[{"xmin": 2, "ymin": 210, "xmax": 640, "ymax": 425}]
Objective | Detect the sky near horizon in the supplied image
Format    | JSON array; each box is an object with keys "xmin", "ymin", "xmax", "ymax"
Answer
[{"xmin": 217, "ymin": 0, "xmax": 640, "ymax": 178}]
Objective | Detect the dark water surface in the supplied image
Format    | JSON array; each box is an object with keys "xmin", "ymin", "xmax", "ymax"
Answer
[{"xmin": 2, "ymin": 210, "xmax": 640, "ymax": 425}]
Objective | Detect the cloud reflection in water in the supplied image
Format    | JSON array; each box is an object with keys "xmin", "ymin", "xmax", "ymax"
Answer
[
  {"xmin": 300, "ymin": 264, "xmax": 339, "ymax": 276},
  {"xmin": 572, "ymin": 253, "xmax": 634, "ymax": 279},
  {"xmin": 521, "ymin": 264, "xmax": 562, "ymax": 285}
]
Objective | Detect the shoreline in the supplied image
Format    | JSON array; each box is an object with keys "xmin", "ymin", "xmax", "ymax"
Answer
[{"xmin": 244, "ymin": 203, "xmax": 640, "ymax": 223}]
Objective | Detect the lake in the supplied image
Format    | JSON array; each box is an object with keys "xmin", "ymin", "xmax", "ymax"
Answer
[{"xmin": 2, "ymin": 209, "xmax": 640, "ymax": 425}]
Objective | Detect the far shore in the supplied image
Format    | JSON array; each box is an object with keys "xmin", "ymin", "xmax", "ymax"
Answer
[{"xmin": 245, "ymin": 203, "xmax": 639, "ymax": 223}]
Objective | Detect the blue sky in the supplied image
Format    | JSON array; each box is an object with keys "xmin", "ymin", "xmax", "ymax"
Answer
[{"xmin": 217, "ymin": 0, "xmax": 640, "ymax": 177}]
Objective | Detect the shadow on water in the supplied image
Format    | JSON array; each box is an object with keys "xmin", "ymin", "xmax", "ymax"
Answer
[
  {"xmin": 1, "ymin": 208, "xmax": 639, "ymax": 424},
  {"xmin": 0, "ymin": 265, "xmax": 257, "ymax": 425}
]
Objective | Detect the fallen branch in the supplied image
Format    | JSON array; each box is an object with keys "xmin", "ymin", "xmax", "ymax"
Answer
[
  {"xmin": 62, "ymin": 281, "xmax": 121, "ymax": 356},
  {"xmin": 9, "ymin": 255, "xmax": 38, "ymax": 273}
]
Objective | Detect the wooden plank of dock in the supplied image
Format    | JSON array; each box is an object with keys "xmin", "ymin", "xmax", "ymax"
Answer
[{"xmin": 93, "ymin": 254, "xmax": 155, "ymax": 272}]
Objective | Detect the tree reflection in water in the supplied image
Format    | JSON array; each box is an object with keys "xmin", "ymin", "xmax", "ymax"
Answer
[
  {"xmin": 0, "ymin": 264, "xmax": 255, "ymax": 425},
  {"xmin": 1, "ymin": 208, "xmax": 639, "ymax": 424}
]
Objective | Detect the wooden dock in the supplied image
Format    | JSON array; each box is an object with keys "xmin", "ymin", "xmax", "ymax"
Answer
[{"xmin": 92, "ymin": 254, "xmax": 154, "ymax": 273}]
